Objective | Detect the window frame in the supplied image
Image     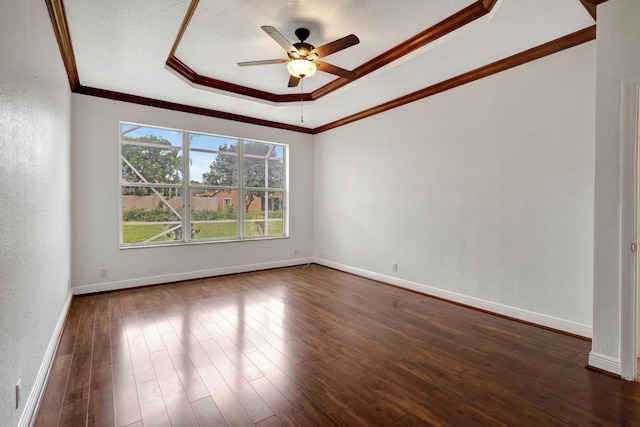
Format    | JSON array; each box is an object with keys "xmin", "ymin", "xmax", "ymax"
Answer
[{"xmin": 119, "ymin": 122, "xmax": 288, "ymax": 248}]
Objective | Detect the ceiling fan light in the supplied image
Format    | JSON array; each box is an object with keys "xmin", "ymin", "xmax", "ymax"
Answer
[{"xmin": 287, "ymin": 59, "xmax": 316, "ymax": 78}]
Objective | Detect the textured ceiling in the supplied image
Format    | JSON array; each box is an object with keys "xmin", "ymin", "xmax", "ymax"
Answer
[
  {"xmin": 177, "ymin": 0, "xmax": 475, "ymax": 94},
  {"xmin": 62, "ymin": 0, "xmax": 595, "ymax": 130}
]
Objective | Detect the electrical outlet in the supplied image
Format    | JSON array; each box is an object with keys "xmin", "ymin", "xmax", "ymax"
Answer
[
  {"xmin": 16, "ymin": 379, "xmax": 21, "ymax": 409},
  {"xmin": 99, "ymin": 268, "xmax": 108, "ymax": 277},
  {"xmin": 392, "ymin": 262, "xmax": 398, "ymax": 272}
]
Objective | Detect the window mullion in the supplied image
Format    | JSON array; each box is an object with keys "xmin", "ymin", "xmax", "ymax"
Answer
[
  {"xmin": 264, "ymin": 154, "xmax": 269, "ymax": 233},
  {"xmin": 183, "ymin": 131, "xmax": 191, "ymax": 243},
  {"xmin": 237, "ymin": 139, "xmax": 244, "ymax": 239}
]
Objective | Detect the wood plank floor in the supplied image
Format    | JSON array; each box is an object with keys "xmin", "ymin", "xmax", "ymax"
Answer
[{"xmin": 34, "ymin": 265, "xmax": 640, "ymax": 426}]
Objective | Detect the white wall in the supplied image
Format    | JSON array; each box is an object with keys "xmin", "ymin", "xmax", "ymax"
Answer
[
  {"xmin": 591, "ymin": 0, "xmax": 640, "ymax": 376},
  {"xmin": 0, "ymin": 1, "xmax": 72, "ymax": 426},
  {"xmin": 71, "ymin": 95, "xmax": 314, "ymax": 294},
  {"xmin": 314, "ymin": 42, "xmax": 595, "ymax": 336}
]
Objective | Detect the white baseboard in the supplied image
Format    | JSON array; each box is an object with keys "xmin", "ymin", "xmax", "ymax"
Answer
[
  {"xmin": 588, "ymin": 351, "xmax": 620, "ymax": 376},
  {"xmin": 75, "ymin": 257, "xmax": 593, "ymax": 338},
  {"xmin": 18, "ymin": 291, "xmax": 73, "ymax": 427},
  {"xmin": 314, "ymin": 258, "xmax": 593, "ymax": 339},
  {"xmin": 73, "ymin": 258, "xmax": 313, "ymax": 295}
]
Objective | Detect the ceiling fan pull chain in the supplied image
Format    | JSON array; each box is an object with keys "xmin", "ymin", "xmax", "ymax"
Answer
[{"xmin": 300, "ymin": 78, "xmax": 304, "ymax": 123}]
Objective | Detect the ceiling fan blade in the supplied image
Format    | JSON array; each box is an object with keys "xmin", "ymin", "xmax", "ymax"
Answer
[
  {"xmin": 288, "ymin": 75, "xmax": 301, "ymax": 88},
  {"xmin": 315, "ymin": 61, "xmax": 357, "ymax": 79},
  {"xmin": 310, "ymin": 34, "xmax": 359, "ymax": 58},
  {"xmin": 238, "ymin": 59, "xmax": 290, "ymax": 67},
  {"xmin": 261, "ymin": 26, "xmax": 300, "ymax": 57}
]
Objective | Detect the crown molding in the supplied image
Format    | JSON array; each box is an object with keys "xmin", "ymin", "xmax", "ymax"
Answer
[
  {"xmin": 167, "ymin": 0, "xmax": 498, "ymax": 103},
  {"xmin": 311, "ymin": 0, "xmax": 498, "ymax": 100},
  {"xmin": 47, "ymin": 0, "xmax": 597, "ymax": 135},
  {"xmin": 75, "ymin": 86, "xmax": 314, "ymax": 134},
  {"xmin": 314, "ymin": 26, "xmax": 596, "ymax": 134},
  {"xmin": 579, "ymin": 0, "xmax": 609, "ymax": 20},
  {"xmin": 165, "ymin": 56, "xmax": 312, "ymax": 103},
  {"xmin": 66, "ymin": 28, "xmax": 596, "ymax": 135},
  {"xmin": 45, "ymin": 0, "xmax": 79, "ymax": 90}
]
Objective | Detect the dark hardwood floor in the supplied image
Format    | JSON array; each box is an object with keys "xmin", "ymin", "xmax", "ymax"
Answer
[{"xmin": 34, "ymin": 264, "xmax": 640, "ymax": 426}]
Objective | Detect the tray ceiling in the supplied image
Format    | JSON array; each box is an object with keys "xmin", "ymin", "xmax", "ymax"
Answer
[{"xmin": 56, "ymin": 0, "xmax": 596, "ymax": 131}]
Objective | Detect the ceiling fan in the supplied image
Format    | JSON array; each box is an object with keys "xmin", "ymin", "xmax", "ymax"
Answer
[{"xmin": 238, "ymin": 26, "xmax": 360, "ymax": 88}]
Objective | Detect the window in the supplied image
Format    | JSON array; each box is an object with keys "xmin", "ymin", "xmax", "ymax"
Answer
[{"xmin": 120, "ymin": 122, "xmax": 287, "ymax": 247}]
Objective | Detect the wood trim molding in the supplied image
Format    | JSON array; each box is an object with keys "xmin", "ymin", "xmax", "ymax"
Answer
[
  {"xmin": 45, "ymin": 0, "xmax": 79, "ymax": 90},
  {"xmin": 579, "ymin": 0, "xmax": 597, "ymax": 19},
  {"xmin": 72, "ymin": 26, "xmax": 596, "ymax": 136},
  {"xmin": 167, "ymin": 0, "xmax": 200, "ymax": 59},
  {"xmin": 167, "ymin": 0, "xmax": 497, "ymax": 103},
  {"xmin": 311, "ymin": 0, "xmax": 498, "ymax": 100},
  {"xmin": 579, "ymin": 0, "xmax": 609, "ymax": 20},
  {"xmin": 314, "ymin": 26, "xmax": 596, "ymax": 134},
  {"xmin": 166, "ymin": 56, "xmax": 312, "ymax": 103},
  {"xmin": 47, "ymin": 1, "xmax": 597, "ymax": 136},
  {"xmin": 75, "ymin": 86, "xmax": 314, "ymax": 134}
]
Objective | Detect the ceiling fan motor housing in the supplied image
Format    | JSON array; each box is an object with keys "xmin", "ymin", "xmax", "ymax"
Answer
[
  {"xmin": 291, "ymin": 42, "xmax": 314, "ymax": 58},
  {"xmin": 290, "ymin": 28, "xmax": 314, "ymax": 58}
]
